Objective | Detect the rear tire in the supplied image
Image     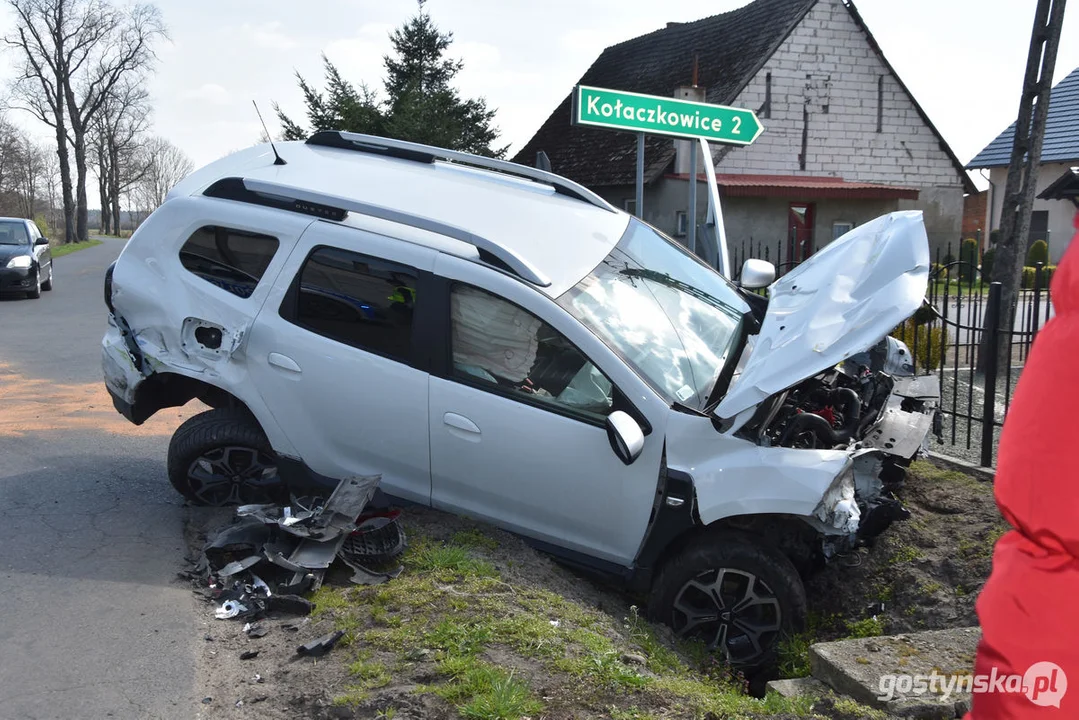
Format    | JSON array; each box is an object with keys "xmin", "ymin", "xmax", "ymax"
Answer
[
  {"xmin": 167, "ymin": 408, "xmax": 285, "ymax": 506},
  {"xmin": 649, "ymin": 530, "xmax": 806, "ymax": 673}
]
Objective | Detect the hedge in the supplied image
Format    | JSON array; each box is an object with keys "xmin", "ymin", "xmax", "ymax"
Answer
[
  {"xmin": 1021, "ymin": 265, "xmax": 1056, "ymax": 290},
  {"xmin": 892, "ymin": 318, "xmax": 948, "ymax": 371}
]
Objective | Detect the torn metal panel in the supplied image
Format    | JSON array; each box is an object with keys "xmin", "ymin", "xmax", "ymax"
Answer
[
  {"xmin": 860, "ymin": 409, "xmax": 933, "ymax": 458},
  {"xmin": 892, "ymin": 374, "xmax": 941, "ymax": 400}
]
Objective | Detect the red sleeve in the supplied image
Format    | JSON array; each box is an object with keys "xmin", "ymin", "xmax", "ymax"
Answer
[{"xmin": 971, "ymin": 214, "xmax": 1079, "ymax": 719}]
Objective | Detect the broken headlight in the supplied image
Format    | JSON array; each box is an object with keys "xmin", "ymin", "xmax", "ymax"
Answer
[{"xmin": 812, "ymin": 463, "xmax": 861, "ymax": 535}]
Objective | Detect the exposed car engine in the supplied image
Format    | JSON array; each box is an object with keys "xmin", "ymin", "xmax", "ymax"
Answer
[
  {"xmin": 760, "ymin": 367, "xmax": 894, "ymax": 449},
  {"xmin": 738, "ymin": 335, "xmax": 938, "ymax": 452}
]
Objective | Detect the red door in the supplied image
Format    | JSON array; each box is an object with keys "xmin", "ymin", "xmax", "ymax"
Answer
[{"xmin": 788, "ymin": 203, "xmax": 815, "ymax": 264}]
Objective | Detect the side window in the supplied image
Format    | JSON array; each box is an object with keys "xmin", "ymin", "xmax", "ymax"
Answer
[
  {"xmin": 290, "ymin": 246, "xmax": 417, "ymax": 362},
  {"xmin": 450, "ymin": 284, "xmax": 614, "ymax": 421},
  {"xmin": 179, "ymin": 226, "xmax": 279, "ymax": 298}
]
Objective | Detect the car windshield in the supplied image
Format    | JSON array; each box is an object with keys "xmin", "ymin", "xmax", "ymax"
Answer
[
  {"xmin": 0, "ymin": 221, "xmax": 29, "ymax": 245},
  {"xmin": 557, "ymin": 219, "xmax": 749, "ymax": 412}
]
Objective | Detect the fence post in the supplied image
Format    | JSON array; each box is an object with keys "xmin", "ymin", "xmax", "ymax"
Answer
[
  {"xmin": 980, "ymin": 282, "xmax": 1002, "ymax": 468},
  {"xmin": 1032, "ymin": 262, "xmax": 1044, "ymax": 344}
]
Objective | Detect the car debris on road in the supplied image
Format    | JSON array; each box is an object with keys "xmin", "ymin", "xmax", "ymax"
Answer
[{"xmin": 182, "ymin": 474, "xmax": 406, "ymax": 622}]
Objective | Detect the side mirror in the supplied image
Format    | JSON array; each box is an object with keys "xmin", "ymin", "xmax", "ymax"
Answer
[
  {"xmin": 605, "ymin": 410, "xmax": 644, "ymax": 465},
  {"xmin": 739, "ymin": 258, "xmax": 775, "ymax": 289},
  {"xmin": 34, "ymin": 237, "xmax": 49, "ymax": 246}
]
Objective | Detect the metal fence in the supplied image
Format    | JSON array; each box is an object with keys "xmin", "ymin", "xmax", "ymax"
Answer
[{"xmin": 735, "ymin": 237, "xmax": 1055, "ymax": 467}]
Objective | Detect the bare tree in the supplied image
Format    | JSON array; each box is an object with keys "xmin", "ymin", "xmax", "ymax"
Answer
[
  {"xmin": 4, "ymin": 0, "xmax": 165, "ymax": 242},
  {"xmin": 132, "ymin": 136, "xmax": 191, "ymax": 218},
  {"xmin": 63, "ymin": 1, "xmax": 164, "ymax": 241},
  {"xmin": 5, "ymin": 0, "xmax": 77, "ymax": 240},
  {"xmin": 13, "ymin": 136, "xmax": 45, "ymax": 218},
  {"xmin": 91, "ymin": 79, "xmax": 150, "ymax": 234}
]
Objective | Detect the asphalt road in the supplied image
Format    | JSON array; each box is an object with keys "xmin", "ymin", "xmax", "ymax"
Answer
[{"xmin": 0, "ymin": 238, "xmax": 198, "ymax": 719}]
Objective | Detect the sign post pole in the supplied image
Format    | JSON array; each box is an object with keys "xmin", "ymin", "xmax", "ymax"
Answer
[
  {"xmin": 688, "ymin": 144, "xmax": 698, "ymax": 254},
  {"xmin": 635, "ymin": 133, "xmax": 644, "ymax": 218}
]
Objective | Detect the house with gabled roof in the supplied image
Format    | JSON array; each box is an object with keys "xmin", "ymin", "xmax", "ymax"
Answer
[
  {"xmin": 514, "ymin": 0, "xmax": 974, "ymax": 263},
  {"xmin": 968, "ymin": 65, "xmax": 1079, "ymax": 263}
]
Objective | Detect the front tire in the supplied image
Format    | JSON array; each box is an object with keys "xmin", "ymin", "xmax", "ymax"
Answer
[
  {"xmin": 649, "ymin": 531, "xmax": 806, "ymax": 672},
  {"xmin": 41, "ymin": 266, "xmax": 53, "ymax": 291},
  {"xmin": 167, "ymin": 408, "xmax": 285, "ymax": 506},
  {"xmin": 26, "ymin": 270, "xmax": 41, "ymax": 299}
]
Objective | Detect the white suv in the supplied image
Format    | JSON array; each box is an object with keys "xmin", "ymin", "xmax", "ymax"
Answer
[{"xmin": 102, "ymin": 131, "xmax": 938, "ymax": 669}]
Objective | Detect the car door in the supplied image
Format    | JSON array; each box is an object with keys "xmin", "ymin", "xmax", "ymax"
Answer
[
  {"xmin": 29, "ymin": 222, "xmax": 50, "ymax": 276},
  {"xmin": 428, "ymin": 253, "xmax": 668, "ymax": 566},
  {"xmin": 245, "ymin": 221, "xmax": 437, "ymax": 505}
]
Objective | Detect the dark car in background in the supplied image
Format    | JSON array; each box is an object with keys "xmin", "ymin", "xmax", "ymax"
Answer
[{"xmin": 0, "ymin": 217, "xmax": 54, "ymax": 299}]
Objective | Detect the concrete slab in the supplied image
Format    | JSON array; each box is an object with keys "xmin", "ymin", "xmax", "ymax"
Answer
[
  {"xmin": 810, "ymin": 626, "xmax": 981, "ymax": 719},
  {"xmin": 767, "ymin": 677, "xmax": 828, "ymax": 698}
]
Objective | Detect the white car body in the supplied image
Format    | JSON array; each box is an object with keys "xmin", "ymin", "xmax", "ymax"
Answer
[{"xmin": 102, "ymin": 133, "xmax": 937, "ymax": 643}]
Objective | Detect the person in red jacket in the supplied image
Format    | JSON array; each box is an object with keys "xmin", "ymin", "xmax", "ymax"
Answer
[{"xmin": 969, "ymin": 207, "xmax": 1079, "ymax": 718}]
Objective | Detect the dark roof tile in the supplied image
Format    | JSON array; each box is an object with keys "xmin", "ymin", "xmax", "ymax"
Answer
[
  {"xmin": 967, "ymin": 66, "xmax": 1079, "ymax": 169},
  {"xmin": 512, "ymin": 0, "xmax": 815, "ymax": 187}
]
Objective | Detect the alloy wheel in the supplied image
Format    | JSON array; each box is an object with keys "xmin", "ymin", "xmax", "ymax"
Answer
[
  {"xmin": 670, "ymin": 568, "xmax": 783, "ymax": 666},
  {"xmin": 186, "ymin": 445, "xmax": 279, "ymax": 506}
]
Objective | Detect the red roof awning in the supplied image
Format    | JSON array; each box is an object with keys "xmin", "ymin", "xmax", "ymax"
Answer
[{"xmin": 666, "ymin": 173, "xmax": 920, "ymax": 200}]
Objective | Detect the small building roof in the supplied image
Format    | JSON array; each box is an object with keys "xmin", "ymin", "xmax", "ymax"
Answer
[
  {"xmin": 1037, "ymin": 166, "xmax": 1079, "ymax": 201},
  {"xmin": 967, "ymin": 66, "xmax": 1079, "ymax": 169},
  {"xmin": 679, "ymin": 173, "xmax": 921, "ymax": 200}
]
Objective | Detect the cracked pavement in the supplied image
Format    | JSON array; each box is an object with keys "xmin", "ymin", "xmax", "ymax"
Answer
[{"xmin": 0, "ymin": 238, "xmax": 199, "ymax": 719}]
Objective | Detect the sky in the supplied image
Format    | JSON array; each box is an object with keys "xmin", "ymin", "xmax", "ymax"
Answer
[{"xmin": 2, "ymin": 0, "xmax": 1078, "ymax": 191}]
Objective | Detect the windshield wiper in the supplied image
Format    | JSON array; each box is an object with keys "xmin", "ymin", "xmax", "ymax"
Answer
[
  {"xmin": 671, "ymin": 401, "xmax": 707, "ymax": 416},
  {"xmin": 703, "ymin": 314, "xmax": 753, "ymax": 415}
]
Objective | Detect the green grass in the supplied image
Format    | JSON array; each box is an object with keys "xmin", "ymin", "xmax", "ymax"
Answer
[
  {"xmin": 51, "ymin": 238, "xmax": 102, "ymax": 257},
  {"xmin": 325, "ymin": 522, "xmax": 876, "ymax": 718},
  {"xmin": 845, "ymin": 617, "xmax": 885, "ymax": 639}
]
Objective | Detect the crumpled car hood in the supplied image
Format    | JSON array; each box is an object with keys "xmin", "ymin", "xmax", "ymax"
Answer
[{"xmin": 715, "ymin": 211, "xmax": 930, "ymax": 419}]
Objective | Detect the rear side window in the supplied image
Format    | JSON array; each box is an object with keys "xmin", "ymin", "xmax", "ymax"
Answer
[
  {"xmin": 179, "ymin": 226, "xmax": 279, "ymax": 298},
  {"xmin": 289, "ymin": 246, "xmax": 417, "ymax": 362}
]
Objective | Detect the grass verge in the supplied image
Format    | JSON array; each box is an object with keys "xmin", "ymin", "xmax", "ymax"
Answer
[
  {"xmin": 314, "ymin": 513, "xmax": 869, "ymax": 719},
  {"xmin": 51, "ymin": 238, "xmax": 103, "ymax": 257}
]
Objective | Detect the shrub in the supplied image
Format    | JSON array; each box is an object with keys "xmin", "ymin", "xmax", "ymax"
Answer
[
  {"xmin": 1021, "ymin": 265, "xmax": 1056, "ymax": 290},
  {"xmin": 959, "ymin": 238, "xmax": 979, "ymax": 283},
  {"xmin": 892, "ymin": 319, "xmax": 948, "ymax": 371},
  {"xmin": 981, "ymin": 247, "xmax": 995, "ymax": 282},
  {"xmin": 1026, "ymin": 239, "xmax": 1049, "ymax": 266},
  {"xmin": 33, "ymin": 214, "xmax": 50, "ymax": 238}
]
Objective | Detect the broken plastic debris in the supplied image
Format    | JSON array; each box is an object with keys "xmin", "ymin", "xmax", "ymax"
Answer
[
  {"xmin": 244, "ymin": 621, "xmax": 269, "ymax": 638},
  {"xmin": 215, "ymin": 600, "xmax": 248, "ymax": 620},
  {"xmin": 549, "ymin": 620, "xmax": 560, "ymax": 628},
  {"xmin": 219, "ymin": 555, "xmax": 262, "ymax": 577},
  {"xmin": 266, "ymin": 594, "xmax": 313, "ymax": 615},
  {"xmin": 295, "ymin": 630, "xmax": 346, "ymax": 657}
]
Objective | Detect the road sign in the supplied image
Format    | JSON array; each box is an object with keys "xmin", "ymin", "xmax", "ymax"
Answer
[{"xmin": 571, "ymin": 85, "xmax": 763, "ymax": 146}]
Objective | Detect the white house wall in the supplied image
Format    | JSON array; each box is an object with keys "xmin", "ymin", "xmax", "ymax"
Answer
[
  {"xmin": 715, "ymin": 0, "xmax": 965, "ymax": 240},
  {"xmin": 986, "ymin": 163, "xmax": 1076, "ymax": 263}
]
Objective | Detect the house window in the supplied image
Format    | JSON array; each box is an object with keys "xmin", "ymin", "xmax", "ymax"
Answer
[
  {"xmin": 876, "ymin": 76, "xmax": 884, "ymax": 133},
  {"xmin": 624, "ymin": 198, "xmax": 637, "ymax": 215},
  {"xmin": 676, "ymin": 211, "xmax": 688, "ymax": 236},
  {"xmin": 179, "ymin": 226, "xmax": 280, "ymax": 299},
  {"xmin": 832, "ymin": 222, "xmax": 854, "ymax": 240},
  {"xmin": 289, "ymin": 246, "xmax": 417, "ymax": 362}
]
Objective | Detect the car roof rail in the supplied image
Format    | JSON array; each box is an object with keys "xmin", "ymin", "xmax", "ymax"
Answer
[
  {"xmin": 214, "ymin": 177, "xmax": 552, "ymax": 288},
  {"xmin": 305, "ymin": 130, "xmax": 617, "ymax": 214}
]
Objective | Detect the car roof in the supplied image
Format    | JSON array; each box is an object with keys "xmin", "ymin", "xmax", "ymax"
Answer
[{"xmin": 169, "ymin": 138, "xmax": 632, "ymax": 298}]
